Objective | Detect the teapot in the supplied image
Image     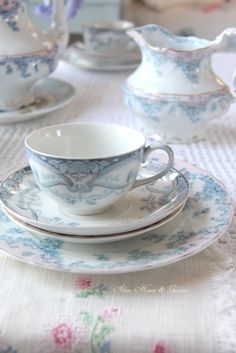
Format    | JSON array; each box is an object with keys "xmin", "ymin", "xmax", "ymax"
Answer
[
  {"xmin": 123, "ymin": 24, "xmax": 236, "ymax": 143},
  {"xmin": 0, "ymin": 0, "xmax": 68, "ymax": 111}
]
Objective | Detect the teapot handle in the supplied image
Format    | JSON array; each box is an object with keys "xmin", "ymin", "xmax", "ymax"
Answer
[{"xmin": 50, "ymin": 0, "xmax": 69, "ymax": 55}]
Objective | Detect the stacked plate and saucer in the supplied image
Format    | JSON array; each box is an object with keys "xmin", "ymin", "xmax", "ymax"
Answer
[
  {"xmin": 63, "ymin": 20, "xmax": 141, "ymax": 71},
  {"xmin": 0, "ymin": 123, "xmax": 233, "ymax": 275}
]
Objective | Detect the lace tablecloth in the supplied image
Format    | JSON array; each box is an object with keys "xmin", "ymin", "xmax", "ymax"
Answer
[{"xmin": 0, "ymin": 53, "xmax": 235, "ymax": 353}]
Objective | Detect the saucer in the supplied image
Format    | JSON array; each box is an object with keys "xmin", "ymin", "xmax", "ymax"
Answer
[
  {"xmin": 0, "ymin": 160, "xmax": 189, "ymax": 236},
  {"xmin": 73, "ymin": 41, "xmax": 141, "ymax": 59},
  {"xmin": 3, "ymin": 204, "xmax": 184, "ymax": 244},
  {"xmin": 63, "ymin": 43, "xmax": 140, "ymax": 71},
  {"xmin": 0, "ymin": 160, "xmax": 232, "ymax": 274},
  {"xmin": 0, "ymin": 78, "xmax": 76, "ymax": 124}
]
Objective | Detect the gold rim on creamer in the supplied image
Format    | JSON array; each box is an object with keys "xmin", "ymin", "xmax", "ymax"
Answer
[
  {"xmin": 127, "ymin": 30, "xmax": 216, "ymax": 54},
  {"xmin": 124, "ymin": 83, "xmax": 231, "ymax": 102},
  {"xmin": 127, "ymin": 27, "xmax": 236, "ymax": 54}
]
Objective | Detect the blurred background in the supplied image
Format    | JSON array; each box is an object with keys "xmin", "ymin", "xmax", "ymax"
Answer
[{"xmin": 30, "ymin": 0, "xmax": 236, "ymax": 40}]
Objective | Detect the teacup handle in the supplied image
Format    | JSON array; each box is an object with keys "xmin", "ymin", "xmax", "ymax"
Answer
[
  {"xmin": 230, "ymin": 71, "xmax": 236, "ymax": 102},
  {"xmin": 131, "ymin": 144, "xmax": 174, "ymax": 190}
]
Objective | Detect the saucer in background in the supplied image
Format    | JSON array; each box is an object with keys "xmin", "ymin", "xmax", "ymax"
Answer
[
  {"xmin": 0, "ymin": 78, "xmax": 76, "ymax": 124},
  {"xmin": 63, "ymin": 41, "xmax": 141, "ymax": 71}
]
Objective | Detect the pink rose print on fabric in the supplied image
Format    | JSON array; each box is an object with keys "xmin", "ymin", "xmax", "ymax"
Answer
[
  {"xmin": 52, "ymin": 323, "xmax": 73, "ymax": 346},
  {"xmin": 75, "ymin": 277, "xmax": 92, "ymax": 289},
  {"xmin": 40, "ymin": 308, "xmax": 121, "ymax": 353},
  {"xmin": 152, "ymin": 340, "xmax": 169, "ymax": 353},
  {"xmin": 75, "ymin": 277, "xmax": 108, "ymax": 299},
  {"xmin": 103, "ymin": 306, "xmax": 121, "ymax": 321},
  {"xmin": 39, "ymin": 317, "xmax": 90, "ymax": 353}
]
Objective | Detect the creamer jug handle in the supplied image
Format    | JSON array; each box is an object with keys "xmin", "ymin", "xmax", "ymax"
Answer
[
  {"xmin": 213, "ymin": 28, "xmax": 236, "ymax": 102},
  {"xmin": 214, "ymin": 28, "xmax": 236, "ymax": 52},
  {"xmin": 230, "ymin": 71, "xmax": 236, "ymax": 102}
]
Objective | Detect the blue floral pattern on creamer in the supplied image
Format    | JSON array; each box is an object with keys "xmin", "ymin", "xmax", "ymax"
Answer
[
  {"xmin": 125, "ymin": 24, "xmax": 234, "ymax": 142},
  {"xmin": 135, "ymin": 24, "xmax": 212, "ymax": 83},
  {"xmin": 123, "ymin": 84, "xmax": 232, "ymax": 143},
  {"xmin": 124, "ymin": 84, "xmax": 232, "ymax": 125},
  {"xmin": 143, "ymin": 49, "xmax": 205, "ymax": 84},
  {"xmin": 0, "ymin": 162, "xmax": 232, "ymax": 274}
]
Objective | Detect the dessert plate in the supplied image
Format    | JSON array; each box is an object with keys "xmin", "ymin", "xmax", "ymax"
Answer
[
  {"xmin": 63, "ymin": 43, "xmax": 140, "ymax": 71},
  {"xmin": 3, "ymin": 203, "xmax": 184, "ymax": 244},
  {"xmin": 0, "ymin": 78, "xmax": 76, "ymax": 124},
  {"xmin": 0, "ymin": 160, "xmax": 233, "ymax": 274},
  {"xmin": 0, "ymin": 160, "xmax": 189, "ymax": 236}
]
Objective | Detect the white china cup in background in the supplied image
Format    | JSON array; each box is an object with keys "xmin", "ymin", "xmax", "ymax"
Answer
[
  {"xmin": 25, "ymin": 123, "xmax": 174, "ymax": 216},
  {"xmin": 82, "ymin": 20, "xmax": 135, "ymax": 55}
]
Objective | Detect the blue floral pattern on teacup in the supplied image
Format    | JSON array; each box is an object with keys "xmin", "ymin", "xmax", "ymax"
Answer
[
  {"xmin": 85, "ymin": 31, "xmax": 132, "ymax": 53},
  {"xmin": 83, "ymin": 21, "xmax": 134, "ymax": 54},
  {"xmin": 27, "ymin": 148, "xmax": 143, "ymax": 214}
]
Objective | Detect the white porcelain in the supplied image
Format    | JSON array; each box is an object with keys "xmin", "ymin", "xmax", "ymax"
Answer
[
  {"xmin": 0, "ymin": 160, "xmax": 188, "ymax": 235},
  {"xmin": 24, "ymin": 123, "xmax": 174, "ymax": 215},
  {"xmin": 123, "ymin": 24, "xmax": 236, "ymax": 143},
  {"xmin": 3, "ymin": 204, "xmax": 184, "ymax": 244},
  {"xmin": 63, "ymin": 45, "xmax": 140, "ymax": 72},
  {"xmin": 73, "ymin": 41, "xmax": 140, "ymax": 60},
  {"xmin": 82, "ymin": 20, "xmax": 135, "ymax": 55},
  {"xmin": 0, "ymin": 0, "xmax": 68, "ymax": 111},
  {"xmin": 66, "ymin": 40, "xmax": 141, "ymax": 63},
  {"xmin": 0, "ymin": 160, "xmax": 232, "ymax": 274},
  {"xmin": 0, "ymin": 78, "xmax": 76, "ymax": 124}
]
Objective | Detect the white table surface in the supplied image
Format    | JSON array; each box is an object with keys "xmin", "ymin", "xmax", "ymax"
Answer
[{"xmin": 0, "ymin": 52, "xmax": 235, "ymax": 353}]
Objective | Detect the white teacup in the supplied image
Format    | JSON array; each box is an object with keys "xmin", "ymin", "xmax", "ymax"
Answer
[
  {"xmin": 25, "ymin": 123, "xmax": 174, "ymax": 215},
  {"xmin": 82, "ymin": 20, "xmax": 135, "ymax": 55}
]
